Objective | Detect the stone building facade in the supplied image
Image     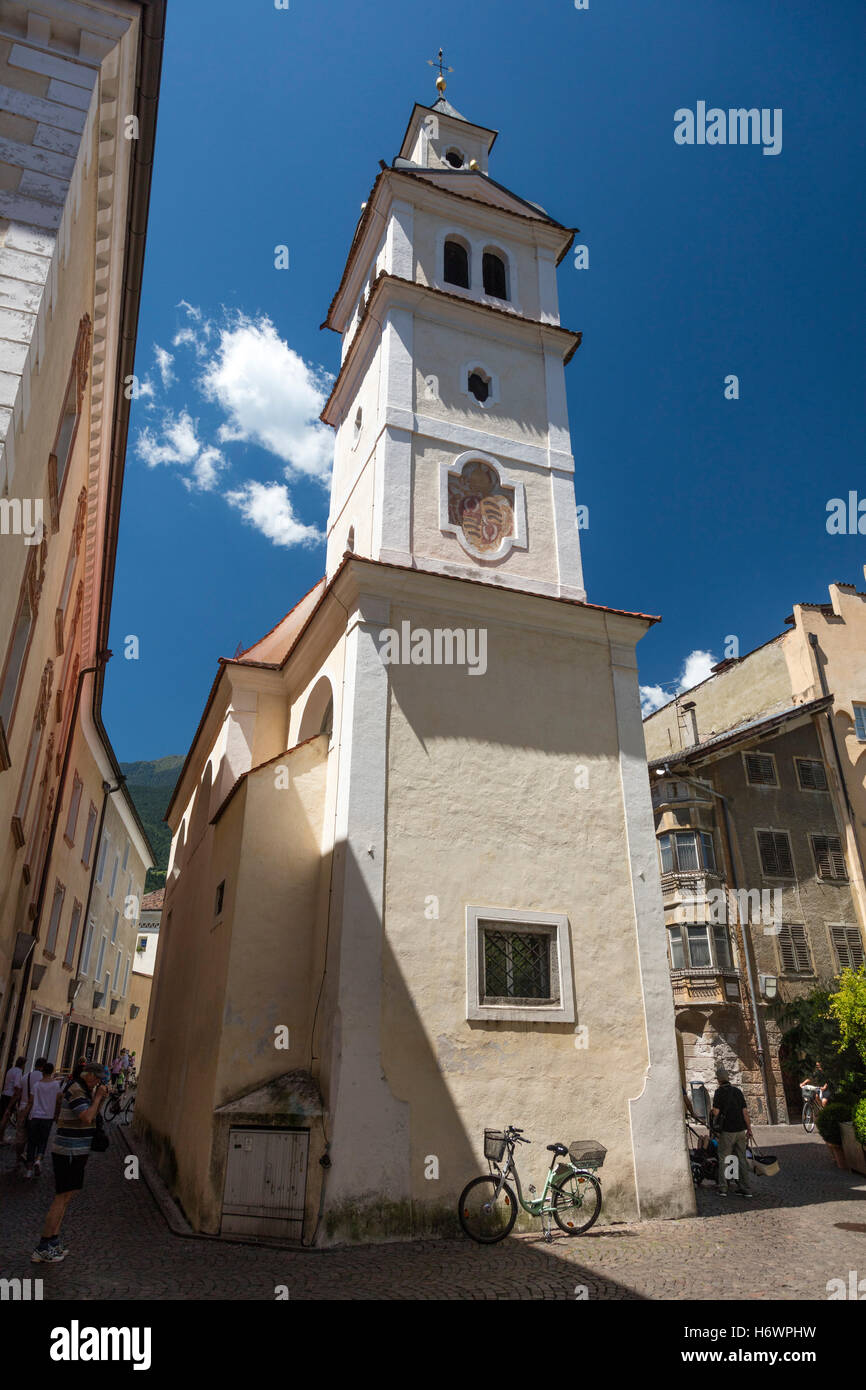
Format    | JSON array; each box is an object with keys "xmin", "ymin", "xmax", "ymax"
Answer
[{"xmin": 645, "ymin": 582, "xmax": 866, "ymax": 1122}]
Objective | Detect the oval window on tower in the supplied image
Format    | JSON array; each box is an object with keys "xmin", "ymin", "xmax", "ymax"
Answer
[
  {"xmin": 445, "ymin": 148, "xmax": 464, "ymax": 168},
  {"xmin": 443, "ymin": 238, "xmax": 470, "ymax": 289},
  {"xmin": 468, "ymin": 369, "xmax": 491, "ymax": 404}
]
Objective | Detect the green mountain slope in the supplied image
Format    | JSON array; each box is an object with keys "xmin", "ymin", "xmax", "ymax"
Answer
[{"xmin": 120, "ymin": 755, "xmax": 184, "ymax": 893}]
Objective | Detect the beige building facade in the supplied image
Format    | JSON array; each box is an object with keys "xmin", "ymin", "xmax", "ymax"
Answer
[
  {"xmin": 138, "ymin": 88, "xmax": 694, "ymax": 1243},
  {"xmin": 644, "ymin": 576, "xmax": 866, "ymax": 1120},
  {"xmin": 0, "ymin": 0, "xmax": 163, "ymax": 1075}
]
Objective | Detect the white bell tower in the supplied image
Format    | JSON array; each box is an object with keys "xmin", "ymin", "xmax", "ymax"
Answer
[{"xmin": 321, "ymin": 65, "xmax": 586, "ymax": 602}]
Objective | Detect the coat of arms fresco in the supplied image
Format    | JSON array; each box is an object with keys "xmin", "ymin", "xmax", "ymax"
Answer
[{"xmin": 447, "ymin": 459, "xmax": 515, "ymax": 557}]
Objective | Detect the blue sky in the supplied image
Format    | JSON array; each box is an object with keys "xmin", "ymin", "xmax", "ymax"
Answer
[{"xmin": 103, "ymin": 0, "xmax": 866, "ymax": 760}]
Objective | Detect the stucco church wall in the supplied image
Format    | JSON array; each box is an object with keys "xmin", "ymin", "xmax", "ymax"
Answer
[
  {"xmin": 213, "ymin": 738, "xmax": 328, "ymax": 1111},
  {"xmin": 412, "ymin": 316, "xmax": 549, "ymax": 446},
  {"xmin": 379, "ymin": 594, "xmax": 654, "ymax": 1224}
]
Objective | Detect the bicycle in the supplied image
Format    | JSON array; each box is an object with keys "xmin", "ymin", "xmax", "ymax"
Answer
[
  {"xmin": 801, "ymin": 1084, "xmax": 825, "ymax": 1133},
  {"xmin": 457, "ymin": 1125, "xmax": 605, "ymax": 1244},
  {"xmin": 104, "ymin": 1084, "xmax": 136, "ymax": 1125}
]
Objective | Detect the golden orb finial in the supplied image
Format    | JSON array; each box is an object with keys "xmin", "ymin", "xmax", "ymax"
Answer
[{"xmin": 427, "ymin": 47, "xmax": 454, "ymax": 99}]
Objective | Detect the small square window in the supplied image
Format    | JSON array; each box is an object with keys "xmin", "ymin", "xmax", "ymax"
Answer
[
  {"xmin": 744, "ymin": 752, "xmax": 778, "ymax": 787},
  {"xmin": 796, "ymin": 758, "xmax": 827, "ymax": 791},
  {"xmin": 466, "ymin": 907, "xmax": 574, "ymax": 1022}
]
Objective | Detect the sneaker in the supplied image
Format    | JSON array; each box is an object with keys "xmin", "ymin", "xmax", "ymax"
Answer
[
  {"xmin": 31, "ymin": 1244, "xmax": 67, "ymax": 1263},
  {"xmin": 22, "ymin": 1167, "xmax": 33, "ymax": 1179},
  {"xmin": 33, "ymin": 1159, "xmax": 41, "ymax": 1175}
]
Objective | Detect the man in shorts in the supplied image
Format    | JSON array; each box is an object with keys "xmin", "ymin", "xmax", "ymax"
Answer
[{"xmin": 31, "ymin": 1061, "xmax": 109, "ymax": 1263}]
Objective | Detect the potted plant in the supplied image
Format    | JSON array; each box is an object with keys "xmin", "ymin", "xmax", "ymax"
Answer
[
  {"xmin": 816, "ymin": 1100, "xmax": 851, "ymax": 1167},
  {"xmin": 844, "ymin": 1096, "xmax": 866, "ymax": 1176}
]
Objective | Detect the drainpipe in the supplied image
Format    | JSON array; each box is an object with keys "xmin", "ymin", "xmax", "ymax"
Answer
[
  {"xmin": 6, "ymin": 657, "xmax": 107, "ymax": 1066},
  {"xmin": 807, "ymin": 632, "xmax": 866, "ymax": 909},
  {"xmin": 656, "ymin": 768, "xmax": 774, "ymax": 1122}
]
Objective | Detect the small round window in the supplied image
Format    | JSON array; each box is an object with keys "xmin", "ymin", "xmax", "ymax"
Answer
[
  {"xmin": 445, "ymin": 149, "xmax": 464, "ymax": 169},
  {"xmin": 468, "ymin": 369, "xmax": 492, "ymax": 404}
]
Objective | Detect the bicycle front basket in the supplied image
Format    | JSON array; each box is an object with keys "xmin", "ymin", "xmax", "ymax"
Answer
[
  {"xmin": 484, "ymin": 1129, "xmax": 507, "ymax": 1162},
  {"xmin": 568, "ymin": 1140, "xmax": 607, "ymax": 1169}
]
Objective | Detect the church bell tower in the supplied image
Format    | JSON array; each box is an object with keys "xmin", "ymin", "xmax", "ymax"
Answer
[{"xmin": 321, "ymin": 60, "xmax": 586, "ymax": 603}]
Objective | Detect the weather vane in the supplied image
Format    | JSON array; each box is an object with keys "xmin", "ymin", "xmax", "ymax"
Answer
[{"xmin": 427, "ymin": 47, "xmax": 454, "ymax": 96}]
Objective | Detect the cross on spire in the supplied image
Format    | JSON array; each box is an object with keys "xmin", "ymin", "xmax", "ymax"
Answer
[{"xmin": 427, "ymin": 47, "xmax": 454, "ymax": 96}]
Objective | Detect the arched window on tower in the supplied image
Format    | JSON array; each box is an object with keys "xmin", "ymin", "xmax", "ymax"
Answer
[
  {"xmin": 483, "ymin": 250, "xmax": 508, "ymax": 300},
  {"xmin": 444, "ymin": 239, "xmax": 470, "ymax": 289}
]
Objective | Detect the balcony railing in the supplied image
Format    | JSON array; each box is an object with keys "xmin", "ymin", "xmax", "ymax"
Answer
[{"xmin": 670, "ymin": 966, "xmax": 742, "ymax": 1007}]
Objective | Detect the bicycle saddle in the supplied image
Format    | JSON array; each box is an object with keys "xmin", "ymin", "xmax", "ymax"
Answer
[{"xmin": 546, "ymin": 1142, "xmax": 569, "ymax": 1157}]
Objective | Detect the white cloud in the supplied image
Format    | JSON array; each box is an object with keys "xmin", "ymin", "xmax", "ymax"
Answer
[
  {"xmin": 640, "ymin": 648, "xmax": 716, "ymax": 718},
  {"xmin": 225, "ymin": 480, "xmax": 322, "ymax": 549},
  {"xmin": 172, "ymin": 326, "xmax": 198, "ymax": 350},
  {"xmin": 177, "ymin": 299, "xmax": 202, "ymax": 321},
  {"xmin": 135, "ymin": 409, "xmax": 225, "ymax": 492},
  {"xmin": 201, "ymin": 315, "xmax": 334, "ymax": 481},
  {"xmin": 154, "ymin": 344, "xmax": 174, "ymax": 388}
]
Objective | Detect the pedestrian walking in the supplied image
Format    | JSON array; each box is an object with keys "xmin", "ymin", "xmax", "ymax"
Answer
[
  {"xmin": 23, "ymin": 1063, "xmax": 63, "ymax": 1178},
  {"xmin": 31, "ymin": 1061, "xmax": 109, "ymax": 1264},
  {"xmin": 711, "ymin": 1066, "xmax": 755, "ymax": 1198},
  {"xmin": 14, "ymin": 1059, "xmax": 45, "ymax": 1167},
  {"xmin": 0, "ymin": 1055, "xmax": 25, "ymax": 1142}
]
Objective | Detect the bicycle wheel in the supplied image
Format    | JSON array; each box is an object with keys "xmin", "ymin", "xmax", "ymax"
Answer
[
  {"xmin": 121, "ymin": 1094, "xmax": 135, "ymax": 1125},
  {"xmin": 458, "ymin": 1175, "xmax": 518, "ymax": 1244},
  {"xmin": 104, "ymin": 1094, "xmax": 121, "ymax": 1123},
  {"xmin": 552, "ymin": 1170, "xmax": 602, "ymax": 1235},
  {"xmin": 802, "ymin": 1101, "xmax": 814, "ymax": 1133}
]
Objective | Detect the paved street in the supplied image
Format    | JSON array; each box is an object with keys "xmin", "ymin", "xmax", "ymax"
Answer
[{"xmin": 1, "ymin": 1124, "xmax": 864, "ymax": 1300}]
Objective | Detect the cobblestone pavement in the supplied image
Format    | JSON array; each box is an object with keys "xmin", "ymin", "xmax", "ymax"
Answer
[{"xmin": 1, "ymin": 1124, "xmax": 864, "ymax": 1300}]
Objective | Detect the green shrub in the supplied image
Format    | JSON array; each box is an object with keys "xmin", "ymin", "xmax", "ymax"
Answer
[
  {"xmin": 829, "ymin": 967, "xmax": 866, "ymax": 1068},
  {"xmin": 816, "ymin": 1100, "xmax": 850, "ymax": 1145},
  {"xmin": 853, "ymin": 1097, "xmax": 866, "ymax": 1147}
]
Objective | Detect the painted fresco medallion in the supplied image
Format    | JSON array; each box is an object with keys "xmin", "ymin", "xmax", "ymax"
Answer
[{"xmin": 447, "ymin": 460, "xmax": 515, "ymax": 557}]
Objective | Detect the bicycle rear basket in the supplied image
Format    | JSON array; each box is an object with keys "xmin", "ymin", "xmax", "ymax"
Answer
[
  {"xmin": 568, "ymin": 1140, "xmax": 607, "ymax": 1168},
  {"xmin": 484, "ymin": 1129, "xmax": 507, "ymax": 1162}
]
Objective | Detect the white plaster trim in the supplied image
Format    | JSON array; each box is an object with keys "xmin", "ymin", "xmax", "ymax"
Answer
[
  {"xmin": 439, "ymin": 448, "xmax": 527, "ymax": 563},
  {"xmin": 608, "ymin": 636, "xmax": 696, "ymax": 1219},
  {"xmin": 321, "ymin": 599, "xmax": 410, "ymax": 1210},
  {"xmin": 465, "ymin": 905, "xmax": 575, "ymax": 1023}
]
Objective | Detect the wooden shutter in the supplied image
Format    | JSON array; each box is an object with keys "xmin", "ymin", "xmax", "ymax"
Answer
[
  {"xmin": 813, "ymin": 834, "xmax": 846, "ymax": 880},
  {"xmin": 746, "ymin": 753, "xmax": 776, "ymax": 786},
  {"xmin": 758, "ymin": 830, "xmax": 794, "ymax": 877},
  {"xmin": 797, "ymin": 759, "xmax": 827, "ymax": 791},
  {"xmin": 831, "ymin": 926, "xmax": 865, "ymax": 971},
  {"xmin": 780, "ymin": 924, "xmax": 811, "ymax": 973}
]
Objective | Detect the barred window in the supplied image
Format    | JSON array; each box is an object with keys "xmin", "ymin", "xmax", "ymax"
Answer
[
  {"xmin": 830, "ymin": 925, "xmax": 865, "ymax": 972},
  {"xmin": 482, "ymin": 927, "xmax": 552, "ymax": 1003},
  {"xmin": 745, "ymin": 752, "xmax": 777, "ymax": 786},
  {"xmin": 854, "ymin": 704, "xmax": 866, "ymax": 742},
  {"xmin": 796, "ymin": 758, "xmax": 828, "ymax": 791},
  {"xmin": 467, "ymin": 907, "xmax": 574, "ymax": 1022},
  {"xmin": 778, "ymin": 924, "xmax": 812, "ymax": 975},
  {"xmin": 811, "ymin": 834, "xmax": 846, "ymax": 881},
  {"xmin": 757, "ymin": 829, "xmax": 794, "ymax": 877}
]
